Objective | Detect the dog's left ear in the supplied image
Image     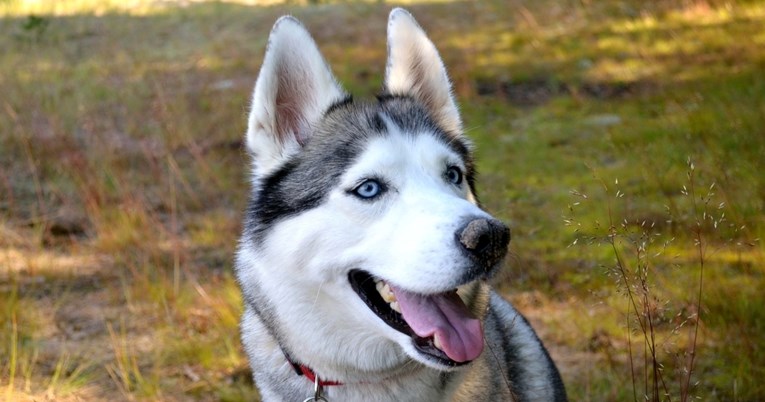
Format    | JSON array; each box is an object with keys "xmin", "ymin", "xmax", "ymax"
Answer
[{"xmin": 385, "ymin": 8, "xmax": 462, "ymax": 135}]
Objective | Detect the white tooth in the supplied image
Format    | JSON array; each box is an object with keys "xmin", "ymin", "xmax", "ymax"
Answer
[
  {"xmin": 381, "ymin": 284, "xmax": 397, "ymax": 303},
  {"xmin": 375, "ymin": 281, "xmax": 384, "ymax": 292},
  {"xmin": 433, "ymin": 336, "xmax": 443, "ymax": 351},
  {"xmin": 390, "ymin": 301, "xmax": 400, "ymax": 313}
]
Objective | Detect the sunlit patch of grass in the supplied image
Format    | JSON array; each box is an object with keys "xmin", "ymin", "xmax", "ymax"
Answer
[
  {"xmin": 105, "ymin": 321, "xmax": 162, "ymax": 398},
  {"xmin": 701, "ymin": 263, "xmax": 765, "ymax": 398},
  {"xmin": 91, "ymin": 203, "xmax": 159, "ymax": 254},
  {"xmin": 443, "ymin": 1, "xmax": 765, "ymax": 90},
  {"xmin": 1, "ymin": 0, "xmax": 184, "ymax": 17},
  {"xmin": 109, "ymin": 249, "xmax": 252, "ymax": 399},
  {"xmin": 189, "ymin": 209, "xmax": 241, "ymax": 249},
  {"xmin": 1, "ymin": 0, "xmax": 467, "ymax": 18},
  {"xmin": 45, "ymin": 353, "xmax": 93, "ymax": 398},
  {"xmin": 554, "ymin": 154, "xmax": 764, "ymax": 400},
  {"xmin": 0, "ymin": 271, "xmax": 96, "ymax": 400}
]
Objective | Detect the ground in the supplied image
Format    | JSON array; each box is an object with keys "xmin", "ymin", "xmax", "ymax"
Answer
[{"xmin": 1, "ymin": 0, "xmax": 764, "ymax": 401}]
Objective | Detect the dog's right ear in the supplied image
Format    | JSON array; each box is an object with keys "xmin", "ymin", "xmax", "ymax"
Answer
[
  {"xmin": 246, "ymin": 16, "xmax": 346, "ymax": 176},
  {"xmin": 385, "ymin": 8, "xmax": 462, "ymax": 136}
]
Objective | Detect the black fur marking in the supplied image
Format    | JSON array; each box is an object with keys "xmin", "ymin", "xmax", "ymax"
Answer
[
  {"xmin": 439, "ymin": 371, "xmax": 452, "ymax": 389},
  {"xmin": 248, "ymin": 154, "xmax": 330, "ymax": 242},
  {"xmin": 509, "ymin": 311, "xmax": 567, "ymax": 400},
  {"xmin": 535, "ymin": 322, "xmax": 568, "ymax": 400},
  {"xmin": 489, "ymin": 306, "xmax": 525, "ymax": 397},
  {"xmin": 375, "ymin": 92, "xmax": 397, "ymax": 102},
  {"xmin": 369, "ymin": 112, "xmax": 387, "ymax": 132},
  {"xmin": 247, "ymin": 149, "xmax": 358, "ymax": 245},
  {"xmin": 324, "ymin": 94, "xmax": 354, "ymax": 116}
]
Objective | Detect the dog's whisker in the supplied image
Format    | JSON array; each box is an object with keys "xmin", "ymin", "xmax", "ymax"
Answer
[
  {"xmin": 486, "ymin": 338, "xmax": 514, "ymax": 398},
  {"xmin": 307, "ymin": 280, "xmax": 325, "ymax": 316}
]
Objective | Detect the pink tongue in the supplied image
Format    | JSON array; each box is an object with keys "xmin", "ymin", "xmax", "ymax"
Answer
[{"xmin": 389, "ymin": 285, "xmax": 483, "ymax": 362}]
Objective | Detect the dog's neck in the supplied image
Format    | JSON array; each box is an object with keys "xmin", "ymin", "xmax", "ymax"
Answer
[{"xmin": 279, "ymin": 342, "xmax": 437, "ymax": 387}]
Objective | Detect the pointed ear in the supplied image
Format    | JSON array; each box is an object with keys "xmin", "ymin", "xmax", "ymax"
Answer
[
  {"xmin": 385, "ymin": 8, "xmax": 462, "ymax": 135},
  {"xmin": 246, "ymin": 16, "xmax": 346, "ymax": 175}
]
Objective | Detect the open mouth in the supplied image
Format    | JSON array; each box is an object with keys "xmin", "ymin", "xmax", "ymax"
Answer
[{"xmin": 348, "ymin": 270, "xmax": 483, "ymax": 367}]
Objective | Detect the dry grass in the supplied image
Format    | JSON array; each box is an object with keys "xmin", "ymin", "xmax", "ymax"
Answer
[{"xmin": 1, "ymin": 0, "xmax": 763, "ymax": 400}]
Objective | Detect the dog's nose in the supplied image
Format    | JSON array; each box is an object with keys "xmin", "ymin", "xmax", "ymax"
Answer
[{"xmin": 456, "ymin": 217, "xmax": 510, "ymax": 272}]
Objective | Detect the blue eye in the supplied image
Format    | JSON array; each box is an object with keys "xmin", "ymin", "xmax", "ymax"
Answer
[
  {"xmin": 353, "ymin": 179, "xmax": 383, "ymax": 199},
  {"xmin": 446, "ymin": 166, "xmax": 463, "ymax": 185}
]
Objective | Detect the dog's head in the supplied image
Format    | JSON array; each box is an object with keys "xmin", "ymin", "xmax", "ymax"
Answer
[{"xmin": 238, "ymin": 9, "xmax": 510, "ymax": 373}]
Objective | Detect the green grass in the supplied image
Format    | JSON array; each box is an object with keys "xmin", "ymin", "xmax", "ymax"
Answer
[{"xmin": 1, "ymin": 0, "xmax": 764, "ymax": 400}]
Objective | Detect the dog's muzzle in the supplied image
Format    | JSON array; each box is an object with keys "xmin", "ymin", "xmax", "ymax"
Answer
[{"xmin": 456, "ymin": 217, "xmax": 510, "ymax": 275}]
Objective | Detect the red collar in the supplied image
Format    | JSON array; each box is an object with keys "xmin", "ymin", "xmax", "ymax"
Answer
[{"xmin": 285, "ymin": 352, "xmax": 343, "ymax": 387}]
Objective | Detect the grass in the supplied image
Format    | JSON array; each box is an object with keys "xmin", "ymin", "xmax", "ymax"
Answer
[{"xmin": 1, "ymin": 0, "xmax": 764, "ymax": 400}]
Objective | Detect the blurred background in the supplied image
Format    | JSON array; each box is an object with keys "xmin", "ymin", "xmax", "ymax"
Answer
[{"xmin": 1, "ymin": 0, "xmax": 763, "ymax": 400}]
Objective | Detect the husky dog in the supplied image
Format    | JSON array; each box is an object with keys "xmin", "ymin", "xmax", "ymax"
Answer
[{"xmin": 236, "ymin": 8, "xmax": 566, "ymax": 402}]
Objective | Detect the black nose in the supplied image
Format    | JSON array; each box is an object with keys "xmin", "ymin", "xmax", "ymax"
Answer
[{"xmin": 456, "ymin": 217, "xmax": 511, "ymax": 273}]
